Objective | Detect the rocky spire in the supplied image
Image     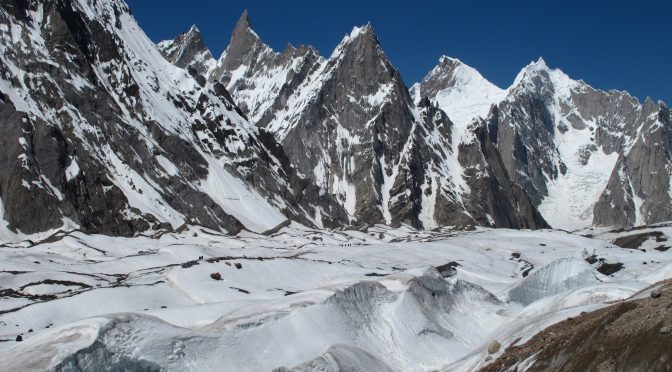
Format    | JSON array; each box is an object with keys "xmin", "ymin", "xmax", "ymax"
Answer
[
  {"xmin": 157, "ymin": 24, "xmax": 214, "ymax": 76},
  {"xmin": 216, "ymin": 10, "xmax": 265, "ymax": 75}
]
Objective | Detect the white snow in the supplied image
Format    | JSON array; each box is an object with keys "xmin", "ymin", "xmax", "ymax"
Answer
[
  {"xmin": 154, "ymin": 155, "xmax": 179, "ymax": 177},
  {"xmin": 0, "ymin": 225, "xmax": 669, "ymax": 371},
  {"xmin": 412, "ymin": 56, "xmax": 504, "ymax": 220},
  {"xmin": 64, "ymin": 157, "xmax": 80, "ymax": 182},
  {"xmin": 199, "ymin": 160, "xmax": 287, "ymax": 233},
  {"xmin": 416, "ymin": 56, "xmax": 507, "ymax": 129}
]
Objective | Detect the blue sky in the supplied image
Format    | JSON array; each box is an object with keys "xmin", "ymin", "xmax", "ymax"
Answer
[{"xmin": 127, "ymin": 0, "xmax": 671, "ymax": 103}]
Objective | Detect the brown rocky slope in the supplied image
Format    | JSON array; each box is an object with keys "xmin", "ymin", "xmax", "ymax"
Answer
[{"xmin": 481, "ymin": 280, "xmax": 672, "ymax": 372}]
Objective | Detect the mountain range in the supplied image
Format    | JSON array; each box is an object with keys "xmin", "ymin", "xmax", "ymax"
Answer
[{"xmin": 1, "ymin": 0, "xmax": 670, "ymax": 239}]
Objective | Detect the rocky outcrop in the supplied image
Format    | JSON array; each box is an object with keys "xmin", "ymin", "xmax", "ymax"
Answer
[
  {"xmin": 458, "ymin": 116, "xmax": 548, "ymax": 229},
  {"xmin": 482, "ymin": 280, "xmax": 672, "ymax": 372},
  {"xmin": 594, "ymin": 102, "xmax": 672, "ymax": 227}
]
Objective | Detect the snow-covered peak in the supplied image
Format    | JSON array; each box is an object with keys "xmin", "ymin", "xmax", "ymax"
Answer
[
  {"xmin": 413, "ymin": 55, "xmax": 506, "ymax": 127},
  {"xmin": 511, "ymin": 57, "xmax": 550, "ymax": 87},
  {"xmin": 511, "ymin": 57, "xmax": 577, "ymax": 94},
  {"xmin": 438, "ymin": 55, "xmax": 460, "ymax": 64},
  {"xmin": 349, "ymin": 22, "xmax": 375, "ymax": 40},
  {"xmin": 433, "ymin": 55, "xmax": 501, "ymax": 90}
]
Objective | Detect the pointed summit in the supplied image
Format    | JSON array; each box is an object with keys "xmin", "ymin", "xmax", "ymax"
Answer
[
  {"xmin": 157, "ymin": 24, "xmax": 214, "ymax": 76},
  {"xmin": 438, "ymin": 55, "xmax": 462, "ymax": 66},
  {"xmin": 412, "ymin": 55, "xmax": 505, "ymax": 127},
  {"xmin": 234, "ymin": 9, "xmax": 253, "ymax": 35},
  {"xmin": 228, "ymin": 9, "xmax": 259, "ymax": 49},
  {"xmin": 534, "ymin": 56, "xmax": 548, "ymax": 68},
  {"xmin": 331, "ymin": 23, "xmax": 385, "ymax": 62},
  {"xmin": 512, "ymin": 57, "xmax": 554, "ymax": 88},
  {"xmin": 214, "ymin": 9, "xmax": 265, "ymax": 75},
  {"xmin": 521, "ymin": 57, "xmax": 550, "ymax": 75},
  {"xmin": 345, "ymin": 23, "xmax": 378, "ymax": 44},
  {"xmin": 187, "ymin": 24, "xmax": 200, "ymax": 35}
]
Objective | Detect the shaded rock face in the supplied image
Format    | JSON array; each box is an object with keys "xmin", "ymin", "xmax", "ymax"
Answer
[
  {"xmin": 458, "ymin": 116, "xmax": 548, "ymax": 229},
  {"xmin": 273, "ymin": 25, "xmax": 413, "ymax": 225},
  {"xmin": 482, "ymin": 59, "xmax": 672, "ymax": 229},
  {"xmin": 197, "ymin": 15, "xmax": 546, "ymax": 229},
  {"xmin": 0, "ymin": 0, "xmax": 347, "ymax": 237},
  {"xmin": 594, "ymin": 103, "xmax": 672, "ymax": 226}
]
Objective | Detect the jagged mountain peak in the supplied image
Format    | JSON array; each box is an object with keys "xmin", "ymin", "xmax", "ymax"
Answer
[
  {"xmin": 326, "ymin": 22, "xmax": 401, "ymax": 91},
  {"xmin": 157, "ymin": 23, "xmax": 214, "ymax": 76},
  {"xmin": 420, "ymin": 55, "xmax": 502, "ymax": 94},
  {"xmin": 330, "ymin": 23, "xmax": 383, "ymax": 58},
  {"xmin": 512, "ymin": 57, "xmax": 552, "ymax": 85},
  {"xmin": 229, "ymin": 10, "xmax": 263, "ymax": 54},
  {"xmin": 350, "ymin": 22, "xmax": 376, "ymax": 38},
  {"xmin": 213, "ymin": 9, "xmax": 265, "ymax": 75},
  {"xmin": 187, "ymin": 24, "xmax": 200, "ymax": 34},
  {"xmin": 347, "ymin": 23, "xmax": 378, "ymax": 42},
  {"xmin": 161, "ymin": 24, "xmax": 207, "ymax": 52},
  {"xmin": 509, "ymin": 57, "xmax": 580, "ymax": 100},
  {"xmin": 437, "ymin": 55, "xmax": 463, "ymax": 67},
  {"xmin": 232, "ymin": 9, "xmax": 257, "ymax": 41}
]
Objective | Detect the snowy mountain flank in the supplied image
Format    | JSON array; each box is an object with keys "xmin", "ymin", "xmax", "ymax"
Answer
[
  {"xmin": 1, "ymin": 1, "xmax": 671, "ymax": 371},
  {"xmin": 162, "ymin": 11, "xmax": 671, "ymax": 233},
  {"xmin": 0, "ymin": 0, "xmax": 348, "ymax": 240}
]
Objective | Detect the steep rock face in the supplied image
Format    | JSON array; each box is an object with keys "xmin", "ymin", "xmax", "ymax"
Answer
[
  {"xmin": 193, "ymin": 15, "xmax": 545, "ymax": 229},
  {"xmin": 594, "ymin": 102, "xmax": 672, "ymax": 226},
  {"xmin": 156, "ymin": 25, "xmax": 214, "ymax": 77},
  {"xmin": 406, "ymin": 58, "xmax": 547, "ymax": 229},
  {"xmin": 272, "ymin": 25, "xmax": 418, "ymax": 225},
  {"xmin": 207, "ymin": 11, "xmax": 322, "ymax": 124},
  {"xmin": 480, "ymin": 59, "xmax": 670, "ymax": 229},
  {"xmin": 458, "ymin": 114, "xmax": 548, "ymax": 229},
  {"xmin": 0, "ymin": 0, "xmax": 347, "ymax": 238}
]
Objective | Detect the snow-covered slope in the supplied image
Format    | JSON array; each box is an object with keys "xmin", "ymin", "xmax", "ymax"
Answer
[
  {"xmin": 0, "ymin": 224, "xmax": 668, "ymax": 371},
  {"xmin": 411, "ymin": 56, "xmax": 506, "ymax": 128}
]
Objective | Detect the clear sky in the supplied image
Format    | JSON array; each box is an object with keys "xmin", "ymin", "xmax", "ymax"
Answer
[{"xmin": 127, "ymin": 0, "xmax": 671, "ymax": 103}]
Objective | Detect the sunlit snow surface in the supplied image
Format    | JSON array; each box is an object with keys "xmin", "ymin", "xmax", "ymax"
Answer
[{"xmin": 0, "ymin": 224, "xmax": 670, "ymax": 371}]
